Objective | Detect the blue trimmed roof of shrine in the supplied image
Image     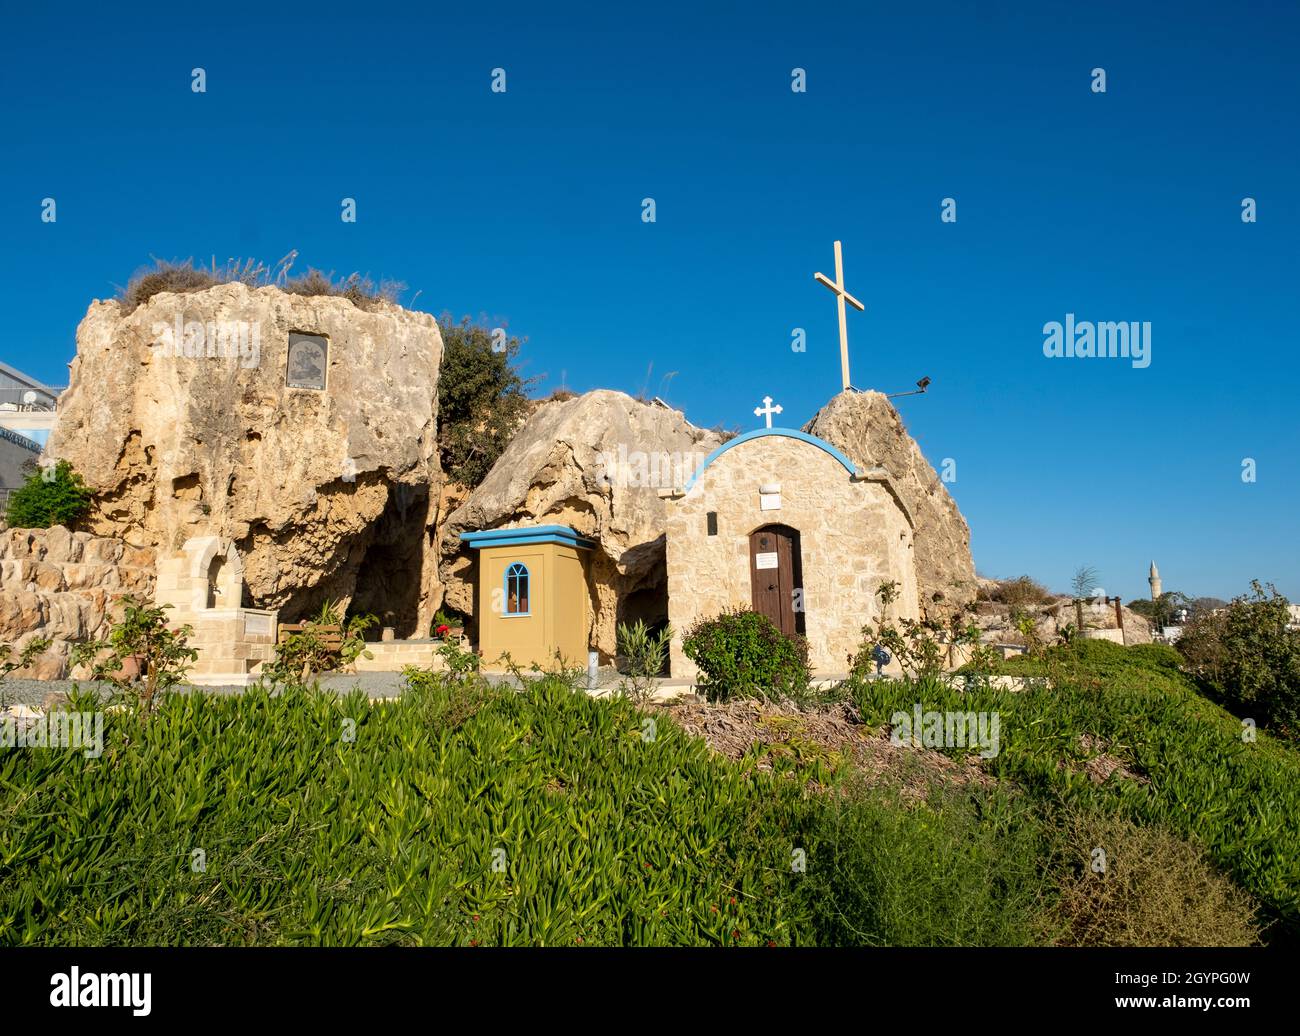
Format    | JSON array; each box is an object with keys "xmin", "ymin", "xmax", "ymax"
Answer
[
  {"xmin": 459, "ymin": 524, "xmax": 597, "ymax": 550},
  {"xmin": 684, "ymin": 428, "xmax": 858, "ymax": 491}
]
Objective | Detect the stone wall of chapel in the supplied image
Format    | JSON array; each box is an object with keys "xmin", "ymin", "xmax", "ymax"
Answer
[{"xmin": 665, "ymin": 435, "xmax": 918, "ymax": 678}]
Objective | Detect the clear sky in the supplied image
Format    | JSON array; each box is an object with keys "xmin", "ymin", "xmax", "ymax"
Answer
[{"xmin": 2, "ymin": 1, "xmax": 1296, "ymax": 602}]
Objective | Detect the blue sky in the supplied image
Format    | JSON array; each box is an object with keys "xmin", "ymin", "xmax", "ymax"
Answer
[{"xmin": 2, "ymin": 1, "xmax": 1296, "ymax": 602}]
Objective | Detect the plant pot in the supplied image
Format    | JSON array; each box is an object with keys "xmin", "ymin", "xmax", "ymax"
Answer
[{"xmin": 110, "ymin": 654, "xmax": 145, "ymax": 681}]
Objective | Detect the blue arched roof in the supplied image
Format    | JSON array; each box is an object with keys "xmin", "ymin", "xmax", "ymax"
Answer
[{"xmin": 684, "ymin": 428, "xmax": 858, "ymax": 491}]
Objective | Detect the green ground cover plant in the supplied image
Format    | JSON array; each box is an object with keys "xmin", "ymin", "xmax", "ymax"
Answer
[
  {"xmin": 854, "ymin": 637, "xmax": 1299, "ymax": 939},
  {"xmin": 0, "ymin": 623, "xmax": 1278, "ymax": 946}
]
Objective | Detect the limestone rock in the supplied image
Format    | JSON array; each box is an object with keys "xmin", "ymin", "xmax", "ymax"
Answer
[
  {"xmin": 441, "ymin": 390, "xmax": 726, "ymax": 658},
  {"xmin": 804, "ymin": 391, "xmax": 977, "ymax": 616},
  {"xmin": 44, "ymin": 283, "xmax": 444, "ymax": 632}
]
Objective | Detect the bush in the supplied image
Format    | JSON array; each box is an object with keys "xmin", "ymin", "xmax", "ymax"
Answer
[
  {"xmin": 1178, "ymin": 581, "xmax": 1300, "ymax": 741},
  {"xmin": 852, "ymin": 641, "xmax": 1300, "ymax": 939},
  {"xmin": 436, "ymin": 317, "xmax": 535, "ymax": 487},
  {"xmin": 1047, "ymin": 812, "xmax": 1259, "ymax": 946},
  {"xmin": 265, "ymin": 600, "xmax": 376, "ymax": 683},
  {"xmin": 801, "ymin": 783, "xmax": 1051, "ymax": 946},
  {"xmin": 616, "ymin": 620, "xmax": 672, "ymax": 702},
  {"xmin": 117, "ymin": 255, "xmax": 402, "ymax": 315},
  {"xmin": 4, "ymin": 460, "xmax": 93, "ymax": 529},
  {"xmin": 682, "ymin": 609, "xmax": 810, "ymax": 703},
  {"xmin": 980, "ymin": 575, "xmax": 1055, "ymax": 609}
]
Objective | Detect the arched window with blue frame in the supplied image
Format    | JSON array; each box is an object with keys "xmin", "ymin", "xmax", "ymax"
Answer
[{"xmin": 504, "ymin": 562, "xmax": 530, "ymax": 616}]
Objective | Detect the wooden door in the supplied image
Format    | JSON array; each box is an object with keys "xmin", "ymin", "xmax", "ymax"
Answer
[{"xmin": 750, "ymin": 526, "xmax": 803, "ymax": 637}]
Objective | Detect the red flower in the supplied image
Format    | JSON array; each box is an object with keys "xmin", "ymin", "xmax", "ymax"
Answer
[
  {"xmin": 729, "ymin": 897, "xmax": 737, "ymax": 906},
  {"xmin": 732, "ymin": 930, "xmax": 740, "ymax": 940},
  {"xmin": 436, "ymin": 624, "xmax": 451, "ymax": 636},
  {"xmin": 766, "ymin": 940, "xmax": 776, "ymax": 948},
  {"xmin": 470, "ymin": 939, "xmax": 479, "ymax": 947},
  {"xmin": 575, "ymin": 936, "xmax": 583, "ymax": 944}
]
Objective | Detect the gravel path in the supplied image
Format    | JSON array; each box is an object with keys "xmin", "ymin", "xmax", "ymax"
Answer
[
  {"xmin": 0, "ymin": 667, "xmax": 691, "ymax": 709},
  {"xmin": 0, "ymin": 671, "xmax": 412, "ymax": 708}
]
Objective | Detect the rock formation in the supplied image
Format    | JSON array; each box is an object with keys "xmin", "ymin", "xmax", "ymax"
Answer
[
  {"xmin": 44, "ymin": 283, "xmax": 444, "ymax": 634},
  {"xmin": 440, "ymin": 390, "xmax": 726, "ymax": 658},
  {"xmin": 804, "ymin": 390, "xmax": 978, "ymax": 616},
  {"xmin": 970, "ymin": 584, "xmax": 1154, "ymax": 647}
]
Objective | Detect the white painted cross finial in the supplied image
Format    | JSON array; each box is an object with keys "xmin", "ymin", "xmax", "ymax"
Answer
[
  {"xmin": 754, "ymin": 395, "xmax": 783, "ymax": 428},
  {"xmin": 814, "ymin": 240, "xmax": 866, "ymax": 392}
]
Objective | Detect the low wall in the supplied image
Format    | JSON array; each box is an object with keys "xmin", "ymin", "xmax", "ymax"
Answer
[{"xmin": 0, "ymin": 526, "xmax": 155, "ymax": 678}]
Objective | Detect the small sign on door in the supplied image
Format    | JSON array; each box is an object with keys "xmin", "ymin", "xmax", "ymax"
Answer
[{"xmin": 755, "ymin": 551, "xmax": 779, "ymax": 570}]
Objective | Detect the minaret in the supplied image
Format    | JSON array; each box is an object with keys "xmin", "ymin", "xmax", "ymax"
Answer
[{"xmin": 1148, "ymin": 560, "xmax": 1162, "ymax": 601}]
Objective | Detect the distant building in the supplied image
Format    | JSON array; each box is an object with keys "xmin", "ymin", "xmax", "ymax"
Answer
[
  {"xmin": 0, "ymin": 361, "xmax": 63, "ymax": 507},
  {"xmin": 0, "ymin": 360, "xmax": 62, "ymax": 448},
  {"xmin": 1148, "ymin": 559, "xmax": 1162, "ymax": 601}
]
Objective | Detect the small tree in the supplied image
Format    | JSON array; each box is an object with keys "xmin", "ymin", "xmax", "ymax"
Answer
[
  {"xmin": 1130, "ymin": 591, "xmax": 1191, "ymax": 630},
  {"xmin": 436, "ymin": 317, "xmax": 536, "ymax": 486},
  {"xmin": 70, "ymin": 598, "xmax": 197, "ymax": 711},
  {"xmin": 1070, "ymin": 565, "xmax": 1099, "ymax": 632},
  {"xmin": 1177, "ymin": 581, "xmax": 1300, "ymax": 740},
  {"xmin": 1070, "ymin": 565, "xmax": 1099, "ymax": 601},
  {"xmin": 5, "ymin": 460, "xmax": 93, "ymax": 529}
]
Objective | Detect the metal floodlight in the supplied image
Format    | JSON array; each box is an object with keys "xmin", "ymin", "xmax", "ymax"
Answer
[{"xmin": 886, "ymin": 376, "xmax": 933, "ymax": 400}]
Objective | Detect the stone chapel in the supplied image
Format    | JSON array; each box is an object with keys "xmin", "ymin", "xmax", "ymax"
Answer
[{"xmin": 661, "ymin": 427, "xmax": 920, "ymax": 677}]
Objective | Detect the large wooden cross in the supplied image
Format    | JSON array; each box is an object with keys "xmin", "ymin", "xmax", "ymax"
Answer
[{"xmin": 814, "ymin": 240, "xmax": 865, "ymax": 392}]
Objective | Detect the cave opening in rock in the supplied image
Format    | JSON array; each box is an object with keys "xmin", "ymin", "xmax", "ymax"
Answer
[{"xmin": 349, "ymin": 482, "xmax": 431, "ymax": 638}]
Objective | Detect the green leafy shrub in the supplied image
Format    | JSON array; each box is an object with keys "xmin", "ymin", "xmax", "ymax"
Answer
[
  {"xmin": 1177, "ymin": 581, "xmax": 1300, "ymax": 741},
  {"xmin": 682, "ymin": 609, "xmax": 809, "ymax": 703},
  {"xmin": 4, "ymin": 460, "xmax": 93, "ymax": 529},
  {"xmin": 434, "ymin": 635, "xmax": 480, "ymax": 677},
  {"xmin": 265, "ymin": 600, "xmax": 376, "ymax": 683}
]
